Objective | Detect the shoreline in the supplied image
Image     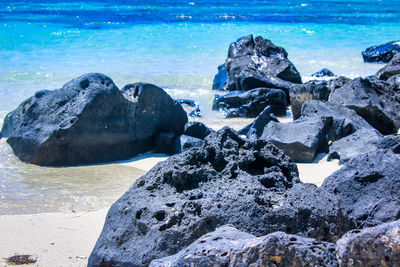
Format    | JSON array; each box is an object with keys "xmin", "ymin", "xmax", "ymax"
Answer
[{"xmin": 0, "ymin": 153, "xmax": 341, "ymax": 266}]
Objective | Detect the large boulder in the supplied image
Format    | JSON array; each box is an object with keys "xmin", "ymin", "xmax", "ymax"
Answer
[
  {"xmin": 0, "ymin": 74, "xmax": 187, "ymax": 166},
  {"xmin": 214, "ymin": 34, "xmax": 301, "ymax": 92},
  {"xmin": 89, "ymin": 128, "xmax": 351, "ymax": 266},
  {"xmin": 239, "ymin": 106, "xmax": 279, "ymax": 139},
  {"xmin": 301, "ymin": 100, "xmax": 374, "ymax": 141},
  {"xmin": 260, "ymin": 117, "xmax": 332, "ymax": 162},
  {"xmin": 336, "ymin": 219, "xmax": 400, "ymax": 266},
  {"xmin": 362, "ymin": 40, "xmax": 400, "ymax": 63},
  {"xmin": 329, "ymin": 77, "xmax": 399, "ymax": 134},
  {"xmin": 150, "ymin": 225, "xmax": 338, "ymax": 267},
  {"xmin": 322, "ymin": 149, "xmax": 400, "ymax": 228},
  {"xmin": 327, "ymin": 128, "xmax": 383, "ymax": 163},
  {"xmin": 375, "ymin": 53, "xmax": 400, "ymax": 81},
  {"xmin": 212, "ymin": 88, "xmax": 287, "ymax": 118},
  {"xmin": 289, "ymin": 80, "xmax": 331, "ymax": 120}
]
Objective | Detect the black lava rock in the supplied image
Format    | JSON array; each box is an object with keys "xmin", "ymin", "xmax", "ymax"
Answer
[
  {"xmin": 336, "ymin": 219, "xmax": 400, "ymax": 266},
  {"xmin": 1, "ymin": 74, "xmax": 188, "ymax": 166},
  {"xmin": 322, "ymin": 149, "xmax": 400, "ymax": 228},
  {"xmin": 212, "ymin": 88, "xmax": 287, "ymax": 118},
  {"xmin": 239, "ymin": 106, "xmax": 279, "ymax": 139},
  {"xmin": 150, "ymin": 225, "xmax": 337, "ymax": 267},
  {"xmin": 176, "ymin": 99, "xmax": 202, "ymax": 118},
  {"xmin": 362, "ymin": 40, "xmax": 400, "ymax": 63},
  {"xmin": 260, "ymin": 117, "xmax": 333, "ymax": 162},
  {"xmin": 311, "ymin": 68, "xmax": 336, "ymax": 78},
  {"xmin": 289, "ymin": 80, "xmax": 331, "ymax": 120},
  {"xmin": 176, "ymin": 135, "xmax": 204, "ymax": 153},
  {"xmin": 327, "ymin": 128, "xmax": 383, "ymax": 163},
  {"xmin": 89, "ymin": 127, "xmax": 350, "ymax": 266},
  {"xmin": 328, "ymin": 77, "xmax": 399, "ymax": 134},
  {"xmin": 215, "ymin": 34, "xmax": 301, "ymax": 91},
  {"xmin": 212, "ymin": 63, "xmax": 228, "ymax": 91},
  {"xmin": 301, "ymin": 100, "xmax": 374, "ymax": 141},
  {"xmin": 375, "ymin": 53, "xmax": 400, "ymax": 81},
  {"xmin": 183, "ymin": 121, "xmax": 214, "ymax": 140}
]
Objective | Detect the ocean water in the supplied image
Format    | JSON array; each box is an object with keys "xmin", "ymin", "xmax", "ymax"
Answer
[{"xmin": 1, "ymin": 0, "xmax": 399, "ymax": 214}]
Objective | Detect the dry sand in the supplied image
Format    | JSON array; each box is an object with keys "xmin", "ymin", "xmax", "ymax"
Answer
[{"xmin": 0, "ymin": 151, "xmax": 342, "ymax": 266}]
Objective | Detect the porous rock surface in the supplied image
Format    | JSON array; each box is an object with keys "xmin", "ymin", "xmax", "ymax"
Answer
[
  {"xmin": 150, "ymin": 225, "xmax": 338, "ymax": 267},
  {"xmin": 336, "ymin": 219, "xmax": 400, "ymax": 266},
  {"xmin": 89, "ymin": 127, "xmax": 351, "ymax": 266},
  {"xmin": 1, "ymin": 74, "xmax": 187, "ymax": 166},
  {"xmin": 322, "ymin": 149, "xmax": 400, "ymax": 228}
]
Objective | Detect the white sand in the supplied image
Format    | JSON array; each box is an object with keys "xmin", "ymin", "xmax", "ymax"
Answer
[
  {"xmin": 0, "ymin": 151, "xmax": 341, "ymax": 266},
  {"xmin": 297, "ymin": 153, "xmax": 342, "ymax": 186},
  {"xmin": 0, "ymin": 209, "xmax": 108, "ymax": 267}
]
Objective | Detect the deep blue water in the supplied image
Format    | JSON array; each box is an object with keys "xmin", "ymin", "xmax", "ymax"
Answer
[{"xmin": 0, "ymin": 0, "xmax": 399, "ymax": 214}]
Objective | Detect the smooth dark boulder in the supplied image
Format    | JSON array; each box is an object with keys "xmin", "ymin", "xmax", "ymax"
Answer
[
  {"xmin": 260, "ymin": 117, "xmax": 332, "ymax": 162},
  {"xmin": 311, "ymin": 68, "xmax": 336, "ymax": 78},
  {"xmin": 301, "ymin": 100, "xmax": 374, "ymax": 141},
  {"xmin": 150, "ymin": 225, "xmax": 337, "ymax": 267},
  {"xmin": 375, "ymin": 53, "xmax": 400, "ymax": 81},
  {"xmin": 176, "ymin": 99, "xmax": 202, "ymax": 118},
  {"xmin": 212, "ymin": 88, "xmax": 287, "ymax": 118},
  {"xmin": 237, "ymin": 69, "xmax": 294, "ymax": 103},
  {"xmin": 212, "ymin": 63, "xmax": 228, "ymax": 91},
  {"xmin": 336, "ymin": 219, "xmax": 400, "ymax": 266},
  {"xmin": 89, "ymin": 127, "xmax": 351, "ymax": 266},
  {"xmin": 238, "ymin": 106, "xmax": 279, "ymax": 139},
  {"xmin": 218, "ymin": 34, "xmax": 301, "ymax": 91},
  {"xmin": 362, "ymin": 40, "xmax": 400, "ymax": 63},
  {"xmin": 329, "ymin": 77, "xmax": 399, "ymax": 134},
  {"xmin": 327, "ymin": 128, "xmax": 383, "ymax": 163},
  {"xmin": 183, "ymin": 121, "xmax": 214, "ymax": 140},
  {"xmin": 0, "ymin": 74, "xmax": 187, "ymax": 166},
  {"xmin": 322, "ymin": 149, "xmax": 400, "ymax": 228},
  {"xmin": 289, "ymin": 80, "xmax": 331, "ymax": 120}
]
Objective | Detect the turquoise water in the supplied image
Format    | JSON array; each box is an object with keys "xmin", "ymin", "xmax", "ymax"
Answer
[{"xmin": 0, "ymin": 0, "xmax": 399, "ymax": 214}]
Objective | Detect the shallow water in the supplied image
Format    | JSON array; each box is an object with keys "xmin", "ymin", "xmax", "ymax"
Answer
[{"xmin": 1, "ymin": 0, "xmax": 399, "ymax": 214}]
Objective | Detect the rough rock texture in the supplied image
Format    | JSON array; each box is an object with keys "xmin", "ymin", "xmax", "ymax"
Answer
[
  {"xmin": 289, "ymin": 80, "xmax": 331, "ymax": 120},
  {"xmin": 150, "ymin": 225, "xmax": 337, "ymax": 267},
  {"xmin": 183, "ymin": 122, "xmax": 214, "ymax": 140},
  {"xmin": 176, "ymin": 135, "xmax": 204, "ymax": 153},
  {"xmin": 261, "ymin": 117, "xmax": 332, "ymax": 162},
  {"xmin": 328, "ymin": 128, "xmax": 383, "ymax": 163},
  {"xmin": 212, "ymin": 63, "xmax": 228, "ymax": 91},
  {"xmin": 89, "ymin": 128, "xmax": 351, "ymax": 266},
  {"xmin": 362, "ymin": 40, "xmax": 400, "ymax": 63},
  {"xmin": 212, "ymin": 88, "xmax": 287, "ymax": 118},
  {"xmin": 301, "ymin": 100, "xmax": 374, "ymax": 141},
  {"xmin": 336, "ymin": 219, "xmax": 400, "ymax": 266},
  {"xmin": 377, "ymin": 134, "xmax": 400, "ymax": 153},
  {"xmin": 311, "ymin": 68, "xmax": 336, "ymax": 78},
  {"xmin": 375, "ymin": 53, "xmax": 400, "ymax": 81},
  {"xmin": 329, "ymin": 77, "xmax": 399, "ymax": 134},
  {"xmin": 322, "ymin": 149, "xmax": 400, "ymax": 228},
  {"xmin": 219, "ymin": 34, "xmax": 301, "ymax": 92},
  {"xmin": 239, "ymin": 106, "xmax": 279, "ymax": 139},
  {"xmin": 0, "ymin": 74, "xmax": 187, "ymax": 166}
]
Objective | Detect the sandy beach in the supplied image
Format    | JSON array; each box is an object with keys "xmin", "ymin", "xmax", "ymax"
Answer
[{"xmin": 0, "ymin": 153, "xmax": 341, "ymax": 266}]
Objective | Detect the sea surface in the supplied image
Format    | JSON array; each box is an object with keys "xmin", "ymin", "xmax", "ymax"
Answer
[{"xmin": 1, "ymin": 0, "xmax": 399, "ymax": 214}]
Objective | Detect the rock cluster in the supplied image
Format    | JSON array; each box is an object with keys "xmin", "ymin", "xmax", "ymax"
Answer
[{"xmin": 362, "ymin": 40, "xmax": 400, "ymax": 63}]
